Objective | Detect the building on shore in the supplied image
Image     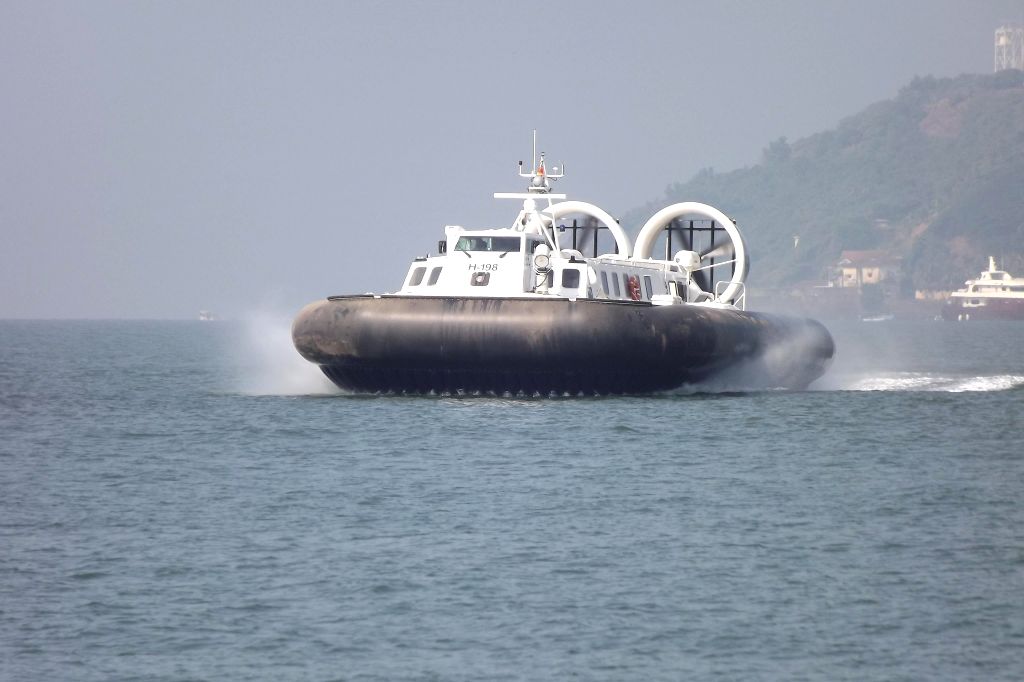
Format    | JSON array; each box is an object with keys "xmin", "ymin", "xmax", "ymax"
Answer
[
  {"xmin": 995, "ymin": 25, "xmax": 1024, "ymax": 72},
  {"xmin": 830, "ymin": 250, "xmax": 902, "ymax": 293}
]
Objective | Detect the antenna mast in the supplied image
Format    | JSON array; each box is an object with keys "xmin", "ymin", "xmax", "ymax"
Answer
[{"xmin": 517, "ymin": 130, "xmax": 564, "ymax": 194}]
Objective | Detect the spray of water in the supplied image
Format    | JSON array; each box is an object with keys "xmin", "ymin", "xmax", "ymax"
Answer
[
  {"xmin": 808, "ymin": 321, "xmax": 1024, "ymax": 393},
  {"xmin": 235, "ymin": 311, "xmax": 339, "ymax": 396},
  {"xmin": 685, "ymin": 320, "xmax": 834, "ymax": 392},
  {"xmin": 824, "ymin": 372, "xmax": 1024, "ymax": 392},
  {"xmin": 688, "ymin": 320, "xmax": 1024, "ymax": 394}
]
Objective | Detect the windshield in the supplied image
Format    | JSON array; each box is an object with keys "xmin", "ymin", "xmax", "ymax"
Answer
[{"xmin": 455, "ymin": 236, "xmax": 522, "ymax": 253}]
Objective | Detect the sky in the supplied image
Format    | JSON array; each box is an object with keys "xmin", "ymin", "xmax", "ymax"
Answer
[{"xmin": 2, "ymin": 0, "xmax": 1022, "ymax": 319}]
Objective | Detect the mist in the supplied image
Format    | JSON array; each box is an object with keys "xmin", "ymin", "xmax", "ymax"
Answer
[
  {"xmin": 234, "ymin": 312, "xmax": 338, "ymax": 396},
  {"xmin": 808, "ymin": 320, "xmax": 1024, "ymax": 392}
]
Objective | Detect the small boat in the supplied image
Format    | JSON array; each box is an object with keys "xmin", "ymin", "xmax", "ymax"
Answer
[
  {"xmin": 942, "ymin": 257, "xmax": 1024, "ymax": 321},
  {"xmin": 292, "ymin": 138, "xmax": 834, "ymax": 394}
]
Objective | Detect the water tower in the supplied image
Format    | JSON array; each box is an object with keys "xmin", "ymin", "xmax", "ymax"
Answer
[{"xmin": 995, "ymin": 25, "xmax": 1024, "ymax": 72}]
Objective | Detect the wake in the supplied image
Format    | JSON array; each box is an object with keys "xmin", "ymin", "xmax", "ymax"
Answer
[{"xmin": 822, "ymin": 372, "xmax": 1024, "ymax": 393}]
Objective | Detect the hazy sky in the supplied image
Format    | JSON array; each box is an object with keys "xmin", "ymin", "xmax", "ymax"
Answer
[{"xmin": 2, "ymin": 0, "xmax": 1021, "ymax": 318}]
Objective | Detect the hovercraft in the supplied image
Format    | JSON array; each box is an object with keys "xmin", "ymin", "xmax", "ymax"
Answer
[{"xmin": 293, "ymin": 138, "xmax": 834, "ymax": 394}]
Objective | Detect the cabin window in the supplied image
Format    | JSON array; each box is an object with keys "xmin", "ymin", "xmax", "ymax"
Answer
[
  {"xmin": 561, "ymin": 269, "xmax": 581, "ymax": 289},
  {"xmin": 427, "ymin": 267, "xmax": 442, "ymax": 285},
  {"xmin": 470, "ymin": 272, "xmax": 490, "ymax": 286},
  {"xmin": 456, "ymin": 236, "xmax": 521, "ymax": 253},
  {"xmin": 644, "ymin": 276, "xmax": 653, "ymax": 299},
  {"xmin": 600, "ymin": 271, "xmax": 609, "ymax": 295},
  {"xmin": 611, "ymin": 273, "xmax": 621, "ymax": 298},
  {"xmin": 623, "ymin": 273, "xmax": 631, "ymax": 296},
  {"xmin": 409, "ymin": 266, "xmax": 426, "ymax": 286}
]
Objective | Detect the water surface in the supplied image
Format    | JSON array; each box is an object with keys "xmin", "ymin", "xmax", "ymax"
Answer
[{"xmin": 1, "ymin": 319, "xmax": 1022, "ymax": 680}]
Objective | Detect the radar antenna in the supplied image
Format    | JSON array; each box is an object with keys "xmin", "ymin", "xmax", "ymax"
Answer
[{"xmin": 518, "ymin": 130, "xmax": 564, "ymax": 193}]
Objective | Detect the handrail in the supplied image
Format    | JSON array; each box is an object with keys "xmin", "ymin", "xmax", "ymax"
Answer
[{"xmin": 716, "ymin": 280, "xmax": 746, "ymax": 310}]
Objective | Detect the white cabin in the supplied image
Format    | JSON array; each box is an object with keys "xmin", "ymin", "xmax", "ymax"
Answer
[{"xmin": 395, "ymin": 138, "xmax": 749, "ymax": 309}]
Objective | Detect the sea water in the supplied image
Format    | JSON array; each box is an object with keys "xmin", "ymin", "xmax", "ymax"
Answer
[{"xmin": 1, "ymin": 318, "xmax": 1022, "ymax": 681}]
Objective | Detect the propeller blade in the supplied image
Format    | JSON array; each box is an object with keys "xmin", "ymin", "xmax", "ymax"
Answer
[
  {"xmin": 700, "ymin": 242, "xmax": 734, "ymax": 260},
  {"xmin": 692, "ymin": 268, "xmax": 712, "ymax": 293},
  {"xmin": 697, "ymin": 230, "xmax": 737, "ymax": 297},
  {"xmin": 675, "ymin": 220, "xmax": 693, "ymax": 251}
]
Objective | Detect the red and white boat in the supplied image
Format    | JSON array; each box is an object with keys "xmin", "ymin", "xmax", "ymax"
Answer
[{"xmin": 942, "ymin": 257, "xmax": 1024, "ymax": 321}]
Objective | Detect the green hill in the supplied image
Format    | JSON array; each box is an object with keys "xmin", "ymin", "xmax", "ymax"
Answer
[{"xmin": 630, "ymin": 70, "xmax": 1024, "ymax": 292}]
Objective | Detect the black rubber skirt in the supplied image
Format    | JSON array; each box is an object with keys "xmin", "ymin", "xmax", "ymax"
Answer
[{"xmin": 292, "ymin": 295, "xmax": 834, "ymax": 395}]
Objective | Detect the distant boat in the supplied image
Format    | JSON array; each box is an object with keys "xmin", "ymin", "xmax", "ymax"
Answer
[
  {"xmin": 198, "ymin": 310, "xmax": 215, "ymax": 321},
  {"xmin": 942, "ymin": 257, "xmax": 1024, "ymax": 321},
  {"xmin": 861, "ymin": 313, "xmax": 894, "ymax": 322}
]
